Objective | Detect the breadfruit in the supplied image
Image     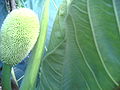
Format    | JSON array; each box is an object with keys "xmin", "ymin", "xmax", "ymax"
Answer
[{"xmin": 0, "ymin": 8, "xmax": 40, "ymax": 65}]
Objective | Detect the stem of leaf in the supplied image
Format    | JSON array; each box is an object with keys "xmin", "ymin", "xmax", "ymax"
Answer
[
  {"xmin": 20, "ymin": 0, "xmax": 50, "ymax": 89},
  {"xmin": 2, "ymin": 63, "xmax": 12, "ymax": 90}
]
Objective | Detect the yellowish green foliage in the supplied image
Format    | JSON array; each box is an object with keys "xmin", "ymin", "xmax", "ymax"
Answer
[{"xmin": 0, "ymin": 8, "xmax": 40, "ymax": 65}]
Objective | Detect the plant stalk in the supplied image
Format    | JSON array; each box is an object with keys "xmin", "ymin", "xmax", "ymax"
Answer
[
  {"xmin": 2, "ymin": 63, "xmax": 12, "ymax": 90},
  {"xmin": 20, "ymin": 0, "xmax": 50, "ymax": 89}
]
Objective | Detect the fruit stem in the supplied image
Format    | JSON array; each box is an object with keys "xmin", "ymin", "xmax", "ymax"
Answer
[{"xmin": 2, "ymin": 63, "xmax": 12, "ymax": 90}]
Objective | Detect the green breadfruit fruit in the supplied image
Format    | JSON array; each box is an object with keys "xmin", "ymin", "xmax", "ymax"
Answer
[{"xmin": 0, "ymin": 8, "xmax": 40, "ymax": 65}]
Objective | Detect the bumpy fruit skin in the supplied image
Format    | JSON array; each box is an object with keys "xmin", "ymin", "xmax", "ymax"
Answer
[{"xmin": 0, "ymin": 8, "xmax": 40, "ymax": 65}]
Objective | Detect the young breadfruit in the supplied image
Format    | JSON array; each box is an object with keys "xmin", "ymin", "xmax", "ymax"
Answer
[{"xmin": 0, "ymin": 8, "xmax": 40, "ymax": 65}]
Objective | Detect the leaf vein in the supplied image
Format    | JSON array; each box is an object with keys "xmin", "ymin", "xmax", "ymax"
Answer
[
  {"xmin": 69, "ymin": 13, "xmax": 103, "ymax": 90},
  {"xmin": 87, "ymin": 0, "xmax": 119, "ymax": 86}
]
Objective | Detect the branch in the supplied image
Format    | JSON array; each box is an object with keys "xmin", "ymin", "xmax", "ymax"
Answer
[{"xmin": 9, "ymin": 0, "xmax": 16, "ymax": 11}]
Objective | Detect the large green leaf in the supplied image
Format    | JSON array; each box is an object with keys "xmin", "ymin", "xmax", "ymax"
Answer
[{"xmin": 39, "ymin": 0, "xmax": 120, "ymax": 90}]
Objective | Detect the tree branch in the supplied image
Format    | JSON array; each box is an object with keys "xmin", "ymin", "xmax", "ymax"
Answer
[{"xmin": 9, "ymin": 0, "xmax": 16, "ymax": 11}]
